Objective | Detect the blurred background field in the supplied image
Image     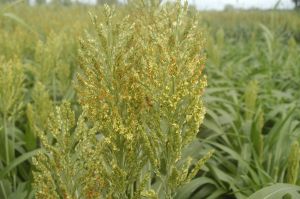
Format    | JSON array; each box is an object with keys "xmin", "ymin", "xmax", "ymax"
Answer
[{"xmin": 0, "ymin": 0, "xmax": 300, "ymax": 198}]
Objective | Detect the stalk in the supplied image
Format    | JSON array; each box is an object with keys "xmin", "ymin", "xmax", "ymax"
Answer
[
  {"xmin": 52, "ymin": 73, "xmax": 57, "ymax": 103},
  {"xmin": 3, "ymin": 114, "xmax": 9, "ymax": 172},
  {"xmin": 11, "ymin": 118, "xmax": 16, "ymax": 191},
  {"xmin": 0, "ymin": 181, "xmax": 8, "ymax": 199}
]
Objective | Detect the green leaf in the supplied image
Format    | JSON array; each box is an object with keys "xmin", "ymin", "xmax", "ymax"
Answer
[
  {"xmin": 2, "ymin": 12, "xmax": 35, "ymax": 34},
  {"xmin": 0, "ymin": 149, "xmax": 41, "ymax": 179},
  {"xmin": 248, "ymin": 184, "xmax": 300, "ymax": 199},
  {"xmin": 175, "ymin": 177, "xmax": 218, "ymax": 199}
]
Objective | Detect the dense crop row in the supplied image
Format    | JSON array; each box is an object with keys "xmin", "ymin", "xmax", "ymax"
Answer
[{"xmin": 0, "ymin": 1, "xmax": 300, "ymax": 198}]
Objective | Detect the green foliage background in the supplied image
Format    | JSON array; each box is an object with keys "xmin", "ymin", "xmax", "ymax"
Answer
[{"xmin": 0, "ymin": 1, "xmax": 300, "ymax": 198}]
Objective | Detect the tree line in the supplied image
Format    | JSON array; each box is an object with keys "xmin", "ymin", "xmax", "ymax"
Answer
[
  {"xmin": 293, "ymin": 0, "xmax": 300, "ymax": 8},
  {"xmin": 0, "ymin": 0, "xmax": 119, "ymax": 5}
]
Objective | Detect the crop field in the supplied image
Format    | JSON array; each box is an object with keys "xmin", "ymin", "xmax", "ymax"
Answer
[{"xmin": 0, "ymin": 1, "xmax": 300, "ymax": 198}]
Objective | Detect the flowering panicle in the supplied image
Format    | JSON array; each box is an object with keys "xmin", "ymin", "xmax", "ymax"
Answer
[
  {"xmin": 0, "ymin": 58, "xmax": 24, "ymax": 121},
  {"xmin": 30, "ymin": 32, "xmax": 75, "ymax": 101},
  {"xmin": 27, "ymin": 82, "xmax": 54, "ymax": 136},
  {"xmin": 33, "ymin": 1, "xmax": 209, "ymax": 198}
]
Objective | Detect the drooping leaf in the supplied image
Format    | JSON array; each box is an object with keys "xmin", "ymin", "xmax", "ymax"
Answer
[{"xmin": 248, "ymin": 184, "xmax": 300, "ymax": 199}]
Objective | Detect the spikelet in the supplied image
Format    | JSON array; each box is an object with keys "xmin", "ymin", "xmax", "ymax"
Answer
[{"xmin": 187, "ymin": 150, "xmax": 214, "ymax": 181}]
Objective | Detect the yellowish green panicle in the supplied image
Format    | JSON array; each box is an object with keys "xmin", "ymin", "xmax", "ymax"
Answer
[
  {"xmin": 33, "ymin": 1, "xmax": 209, "ymax": 198},
  {"xmin": 27, "ymin": 82, "xmax": 54, "ymax": 136},
  {"xmin": 31, "ymin": 32, "xmax": 74, "ymax": 101},
  {"xmin": 0, "ymin": 58, "xmax": 24, "ymax": 121}
]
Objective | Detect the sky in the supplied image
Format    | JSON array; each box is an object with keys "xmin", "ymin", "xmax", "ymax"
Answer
[
  {"xmin": 35, "ymin": 0, "xmax": 295, "ymax": 10},
  {"xmin": 190, "ymin": 0, "xmax": 294, "ymax": 10}
]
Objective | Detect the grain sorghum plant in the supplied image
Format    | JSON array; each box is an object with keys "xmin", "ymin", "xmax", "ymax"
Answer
[
  {"xmin": 0, "ymin": 58, "xmax": 25, "ymax": 197},
  {"xmin": 33, "ymin": 1, "xmax": 211, "ymax": 198},
  {"xmin": 27, "ymin": 82, "xmax": 53, "ymax": 138},
  {"xmin": 31, "ymin": 32, "xmax": 75, "ymax": 102}
]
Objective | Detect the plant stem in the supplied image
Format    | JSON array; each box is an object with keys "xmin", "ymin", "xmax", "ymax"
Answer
[
  {"xmin": 0, "ymin": 181, "xmax": 8, "ymax": 199},
  {"xmin": 53, "ymin": 73, "xmax": 57, "ymax": 103},
  {"xmin": 3, "ymin": 115, "xmax": 9, "ymax": 171},
  {"xmin": 11, "ymin": 120, "xmax": 16, "ymax": 191}
]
